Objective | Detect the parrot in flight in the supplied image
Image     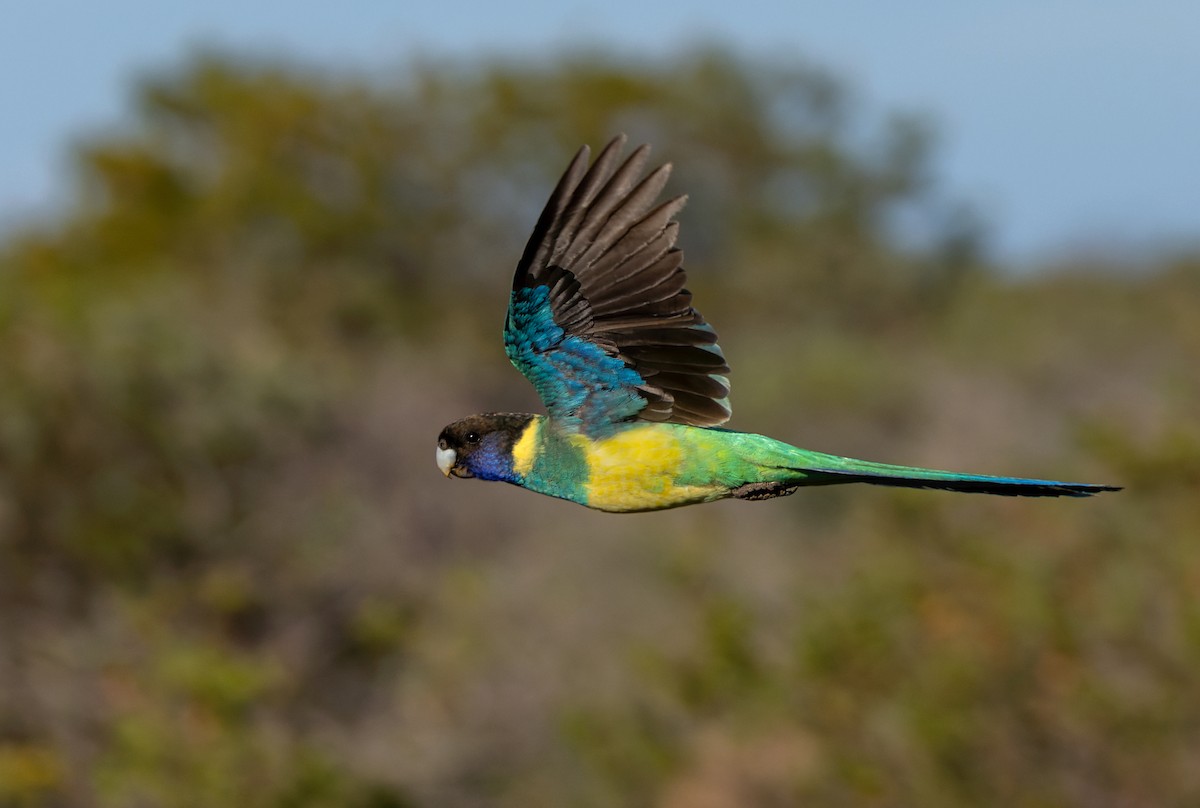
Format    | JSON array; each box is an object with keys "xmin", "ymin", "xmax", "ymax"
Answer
[{"xmin": 436, "ymin": 136, "xmax": 1119, "ymax": 512}]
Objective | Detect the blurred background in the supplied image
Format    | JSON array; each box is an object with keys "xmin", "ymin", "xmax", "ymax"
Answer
[{"xmin": 1, "ymin": 2, "xmax": 1198, "ymax": 806}]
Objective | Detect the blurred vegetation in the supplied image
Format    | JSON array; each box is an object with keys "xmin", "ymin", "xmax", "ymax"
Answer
[{"xmin": 1, "ymin": 48, "xmax": 1197, "ymax": 807}]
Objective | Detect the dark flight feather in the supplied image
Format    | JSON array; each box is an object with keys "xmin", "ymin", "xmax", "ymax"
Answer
[{"xmin": 511, "ymin": 135, "xmax": 731, "ymax": 428}]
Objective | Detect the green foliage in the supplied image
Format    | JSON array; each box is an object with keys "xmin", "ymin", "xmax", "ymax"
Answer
[{"xmin": 1, "ymin": 47, "xmax": 1196, "ymax": 806}]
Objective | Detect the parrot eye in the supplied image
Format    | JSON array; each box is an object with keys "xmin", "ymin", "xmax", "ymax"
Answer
[
  {"xmin": 465, "ymin": 431, "xmax": 481, "ymax": 445},
  {"xmin": 438, "ymin": 438, "xmax": 449, "ymax": 450}
]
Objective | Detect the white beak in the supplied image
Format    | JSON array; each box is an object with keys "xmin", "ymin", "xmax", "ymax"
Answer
[{"xmin": 436, "ymin": 446, "xmax": 457, "ymax": 477}]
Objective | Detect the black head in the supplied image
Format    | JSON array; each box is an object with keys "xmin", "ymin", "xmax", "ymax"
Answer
[{"xmin": 436, "ymin": 413, "xmax": 535, "ymax": 482}]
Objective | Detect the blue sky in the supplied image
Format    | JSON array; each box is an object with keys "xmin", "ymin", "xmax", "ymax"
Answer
[{"xmin": 3, "ymin": 0, "xmax": 1197, "ymax": 264}]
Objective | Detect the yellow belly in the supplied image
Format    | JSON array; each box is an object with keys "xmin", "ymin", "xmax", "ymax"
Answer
[{"xmin": 581, "ymin": 424, "xmax": 723, "ymax": 512}]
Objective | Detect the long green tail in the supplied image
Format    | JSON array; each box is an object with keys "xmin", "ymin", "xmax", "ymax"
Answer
[
  {"xmin": 798, "ymin": 454, "xmax": 1120, "ymax": 498},
  {"xmin": 695, "ymin": 428, "xmax": 1119, "ymax": 501}
]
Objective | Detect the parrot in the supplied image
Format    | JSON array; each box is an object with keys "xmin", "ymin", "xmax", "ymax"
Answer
[{"xmin": 436, "ymin": 136, "xmax": 1119, "ymax": 512}]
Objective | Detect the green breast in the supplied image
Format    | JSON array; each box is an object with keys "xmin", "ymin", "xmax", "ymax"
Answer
[{"xmin": 514, "ymin": 417, "xmax": 590, "ymax": 506}]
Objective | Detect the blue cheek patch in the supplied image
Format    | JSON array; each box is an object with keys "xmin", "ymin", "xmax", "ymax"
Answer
[
  {"xmin": 467, "ymin": 435, "xmax": 517, "ymax": 482},
  {"xmin": 505, "ymin": 284, "xmax": 646, "ymax": 437}
]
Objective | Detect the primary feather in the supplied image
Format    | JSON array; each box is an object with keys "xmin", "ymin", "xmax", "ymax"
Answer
[{"xmin": 506, "ymin": 135, "xmax": 731, "ymax": 434}]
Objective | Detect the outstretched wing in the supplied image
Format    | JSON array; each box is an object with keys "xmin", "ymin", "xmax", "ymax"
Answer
[{"xmin": 504, "ymin": 135, "xmax": 731, "ymax": 437}]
